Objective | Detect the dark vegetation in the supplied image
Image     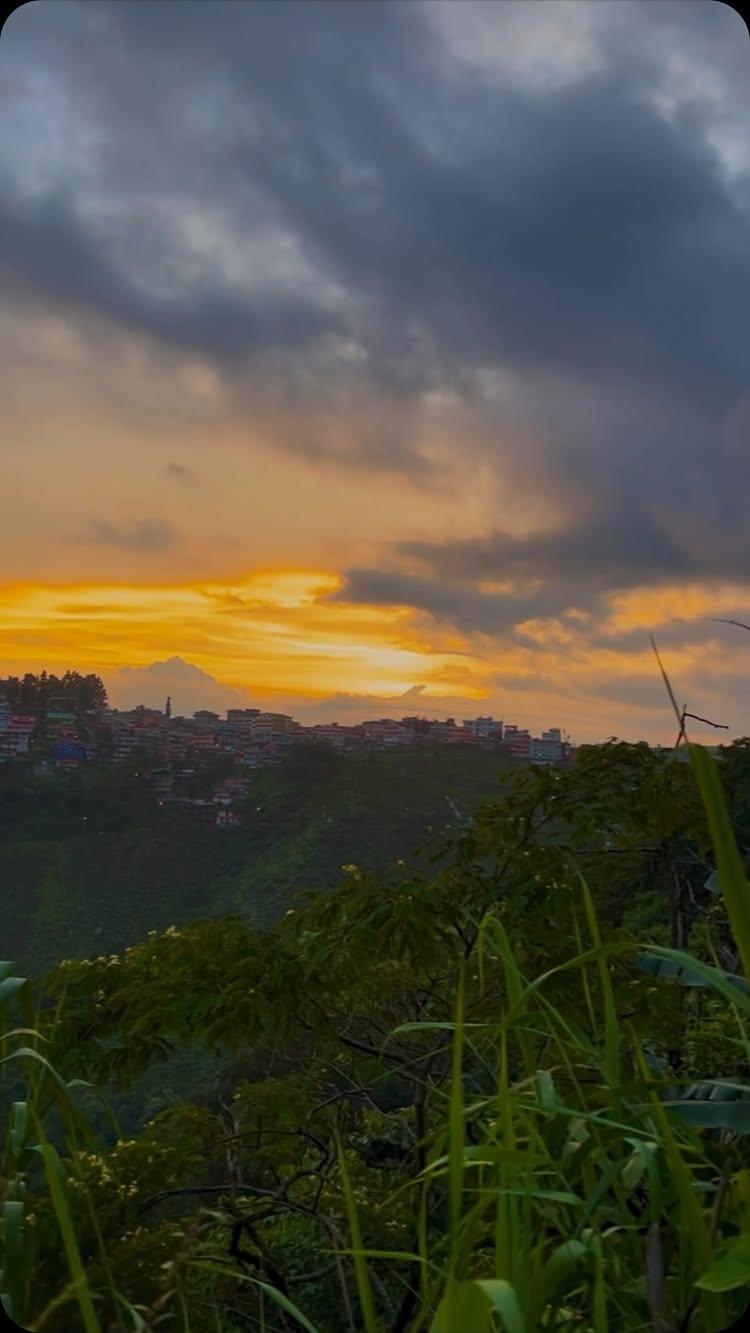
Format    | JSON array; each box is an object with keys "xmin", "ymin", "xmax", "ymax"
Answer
[
  {"xmin": 0, "ymin": 671, "xmax": 107, "ymax": 715},
  {"xmin": 4, "ymin": 670, "xmax": 750, "ymax": 1330},
  {"xmin": 0, "ymin": 743, "xmax": 522, "ymax": 974}
]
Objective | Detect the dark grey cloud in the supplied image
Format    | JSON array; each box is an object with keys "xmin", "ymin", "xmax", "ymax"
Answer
[
  {"xmin": 2, "ymin": 0, "xmax": 750, "ymax": 611},
  {"xmin": 331, "ymin": 565, "xmax": 605, "ymax": 638},
  {"xmin": 83, "ymin": 517, "xmax": 180, "ymax": 553},
  {"xmin": 333, "ymin": 509, "xmax": 701, "ymax": 635},
  {"xmin": 400, "ymin": 510, "xmax": 697, "ymax": 586},
  {"xmin": 0, "ymin": 185, "xmax": 343, "ymax": 367},
  {"xmin": 2, "ymin": 1, "xmax": 747, "ymax": 399}
]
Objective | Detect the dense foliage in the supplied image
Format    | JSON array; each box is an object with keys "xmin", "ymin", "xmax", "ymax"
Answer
[
  {"xmin": 3, "ymin": 738, "xmax": 750, "ymax": 1331},
  {"xmin": 0, "ymin": 671, "xmax": 107, "ymax": 715}
]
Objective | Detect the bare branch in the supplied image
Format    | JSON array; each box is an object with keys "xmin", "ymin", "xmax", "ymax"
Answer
[
  {"xmin": 683, "ymin": 712, "xmax": 729, "ymax": 730},
  {"xmin": 706, "ymin": 617, "xmax": 750, "ymax": 634}
]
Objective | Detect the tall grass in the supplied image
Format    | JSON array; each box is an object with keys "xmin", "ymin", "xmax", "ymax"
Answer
[
  {"xmin": 289, "ymin": 725, "xmax": 750, "ymax": 1324},
  {"xmin": 0, "ymin": 969, "xmax": 133, "ymax": 1332}
]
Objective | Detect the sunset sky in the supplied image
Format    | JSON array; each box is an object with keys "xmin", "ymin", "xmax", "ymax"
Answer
[{"xmin": 2, "ymin": 0, "xmax": 750, "ymax": 740}]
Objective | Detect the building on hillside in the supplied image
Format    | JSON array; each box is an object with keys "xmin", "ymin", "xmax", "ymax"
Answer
[
  {"xmin": 430, "ymin": 720, "xmax": 476, "ymax": 744},
  {"xmin": 149, "ymin": 767, "xmax": 174, "ymax": 797},
  {"xmin": 503, "ymin": 726, "xmax": 532, "ymax": 759},
  {"xmin": 382, "ymin": 728, "xmax": 412, "ymax": 746},
  {"xmin": 216, "ymin": 808, "xmax": 242, "ymax": 828},
  {"xmin": 303, "ymin": 723, "xmax": 363, "ymax": 750},
  {"xmin": 161, "ymin": 732, "xmax": 188, "ymax": 764},
  {"xmin": 214, "ymin": 776, "xmax": 250, "ymax": 805},
  {"xmin": 110, "ymin": 707, "xmax": 165, "ymax": 762},
  {"xmin": 227, "ymin": 708, "xmax": 262, "ymax": 726},
  {"xmin": 47, "ymin": 695, "xmax": 81, "ymax": 718},
  {"xmin": 249, "ymin": 713, "xmax": 302, "ymax": 742},
  {"xmin": 400, "ymin": 716, "xmax": 433, "ymax": 737},
  {"xmin": 46, "ymin": 711, "xmax": 79, "ymax": 749},
  {"xmin": 360, "ymin": 719, "xmax": 408, "ymax": 747},
  {"xmin": 191, "ymin": 798, "xmax": 219, "ymax": 823},
  {"xmin": 530, "ymin": 736, "xmax": 562, "ymax": 764},
  {"xmin": 1, "ymin": 715, "xmax": 38, "ymax": 756},
  {"xmin": 463, "ymin": 716, "xmax": 503, "ymax": 740},
  {"xmin": 79, "ymin": 716, "xmax": 114, "ymax": 763},
  {"xmin": 191, "ymin": 711, "xmax": 220, "ymax": 751},
  {"xmin": 54, "ymin": 739, "xmax": 88, "ymax": 766},
  {"xmin": 216, "ymin": 722, "xmax": 245, "ymax": 754}
]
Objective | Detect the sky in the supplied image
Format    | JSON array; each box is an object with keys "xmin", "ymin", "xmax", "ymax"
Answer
[{"xmin": 1, "ymin": 0, "xmax": 750, "ymax": 739}]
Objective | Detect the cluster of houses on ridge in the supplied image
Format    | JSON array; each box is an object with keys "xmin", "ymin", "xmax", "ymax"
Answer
[
  {"xmin": 0, "ymin": 695, "xmax": 572, "ymax": 764},
  {"xmin": 0, "ymin": 694, "xmax": 580, "ymax": 828}
]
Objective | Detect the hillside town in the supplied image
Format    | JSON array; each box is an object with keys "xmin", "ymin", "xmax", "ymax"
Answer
[{"xmin": 0, "ymin": 688, "xmax": 578, "ymax": 827}]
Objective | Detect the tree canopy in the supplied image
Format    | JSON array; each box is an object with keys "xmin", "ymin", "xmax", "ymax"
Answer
[{"xmin": 0, "ymin": 670, "xmax": 107, "ymax": 714}]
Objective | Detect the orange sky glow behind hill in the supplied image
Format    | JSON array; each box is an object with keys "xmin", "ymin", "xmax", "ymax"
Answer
[
  {"xmin": 0, "ymin": 571, "xmax": 489, "ymax": 700},
  {"xmin": 2, "ymin": 572, "xmax": 750, "ymax": 742}
]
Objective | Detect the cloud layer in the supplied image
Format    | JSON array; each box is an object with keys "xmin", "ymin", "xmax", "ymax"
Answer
[{"xmin": 1, "ymin": 1, "xmax": 749, "ymax": 740}]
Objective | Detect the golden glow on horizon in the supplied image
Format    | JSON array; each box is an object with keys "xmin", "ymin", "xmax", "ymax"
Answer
[
  {"xmin": 1, "ymin": 572, "xmax": 748, "ymax": 739},
  {"xmin": 0, "ymin": 570, "xmax": 490, "ymax": 700},
  {"xmin": 604, "ymin": 583, "xmax": 750, "ymax": 632}
]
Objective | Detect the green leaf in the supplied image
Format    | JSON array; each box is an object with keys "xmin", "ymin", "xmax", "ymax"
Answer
[
  {"xmin": 425, "ymin": 1146, "xmax": 543, "ymax": 1174},
  {"xmin": 638, "ymin": 948, "xmax": 750, "ymax": 1018},
  {"xmin": 337, "ymin": 1137, "xmax": 378, "ymax": 1333},
  {"xmin": 1, "ymin": 1200, "xmax": 25, "ymax": 1324},
  {"xmin": 468, "ymin": 1187, "xmax": 584, "ymax": 1205},
  {"xmin": 537, "ymin": 1239, "xmax": 590, "ymax": 1305},
  {"xmin": 188, "ymin": 1261, "xmax": 323, "ymax": 1332},
  {"xmin": 664, "ymin": 1080, "xmax": 750, "ymax": 1131},
  {"xmin": 581, "ymin": 876, "xmax": 620, "ymax": 1089},
  {"xmin": 431, "ymin": 1281, "xmax": 493, "ymax": 1333},
  {"xmin": 0, "ymin": 977, "xmax": 28, "ymax": 1010},
  {"xmin": 31, "ymin": 1138, "xmax": 100, "ymax": 1333},
  {"xmin": 392, "ymin": 1021, "xmax": 489, "ymax": 1034},
  {"xmin": 636, "ymin": 951, "xmax": 748, "ymax": 994},
  {"xmin": 705, "ymin": 868, "xmax": 721, "ymax": 896},
  {"xmin": 475, "ymin": 1279, "xmax": 526, "ymax": 1333},
  {"xmin": 447, "ymin": 961, "xmax": 466, "ymax": 1280},
  {"xmin": 9, "ymin": 1101, "xmax": 29, "ymax": 1159},
  {"xmin": 690, "ymin": 744, "xmax": 750, "ymax": 986},
  {"xmin": 696, "ymin": 1237, "xmax": 750, "ymax": 1292}
]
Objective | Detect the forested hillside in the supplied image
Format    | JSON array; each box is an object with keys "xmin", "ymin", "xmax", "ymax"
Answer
[{"xmin": 0, "ymin": 744, "xmax": 521, "ymax": 974}]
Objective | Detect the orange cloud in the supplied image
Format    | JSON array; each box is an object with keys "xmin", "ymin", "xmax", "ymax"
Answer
[
  {"xmin": 604, "ymin": 582, "xmax": 750, "ymax": 632},
  {"xmin": 0, "ymin": 571, "xmax": 490, "ymax": 700}
]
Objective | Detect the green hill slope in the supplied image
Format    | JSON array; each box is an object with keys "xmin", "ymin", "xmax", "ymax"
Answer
[{"xmin": 1, "ymin": 744, "xmax": 521, "ymax": 974}]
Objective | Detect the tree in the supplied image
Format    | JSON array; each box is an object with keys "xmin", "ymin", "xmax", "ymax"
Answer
[{"xmin": 0, "ymin": 670, "xmax": 107, "ymax": 714}]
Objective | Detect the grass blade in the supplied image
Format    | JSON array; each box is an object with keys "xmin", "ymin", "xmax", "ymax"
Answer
[
  {"xmin": 690, "ymin": 743, "xmax": 750, "ymax": 985},
  {"xmin": 336, "ymin": 1134, "xmax": 378, "ymax": 1333},
  {"xmin": 31, "ymin": 1135, "xmax": 100, "ymax": 1333}
]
